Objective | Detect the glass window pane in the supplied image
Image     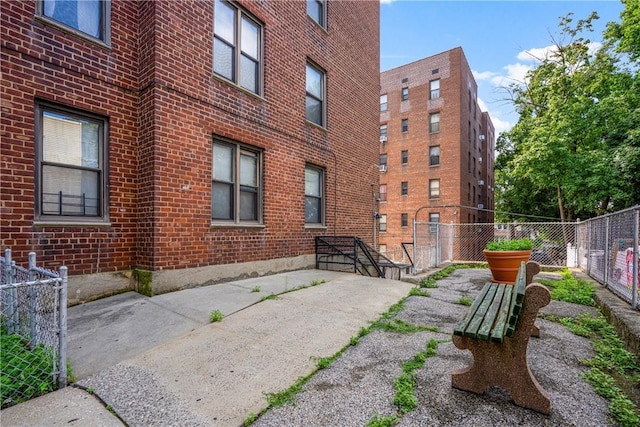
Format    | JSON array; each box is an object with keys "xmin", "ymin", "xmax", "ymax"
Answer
[
  {"xmin": 305, "ymin": 197, "xmax": 320, "ymax": 223},
  {"xmin": 45, "ymin": 0, "xmax": 101, "ymax": 37},
  {"xmin": 241, "ymin": 17, "xmax": 258, "ymax": 59},
  {"xmin": 306, "ymin": 65, "xmax": 322, "ymax": 98},
  {"xmin": 305, "ymin": 97, "xmax": 322, "ymax": 125},
  {"xmin": 214, "ymin": 0, "xmax": 235, "ymax": 42},
  {"xmin": 240, "ymin": 152, "xmax": 257, "ymax": 187},
  {"xmin": 240, "ymin": 55, "xmax": 258, "ymax": 93},
  {"xmin": 213, "ymin": 143, "xmax": 233, "ymax": 182},
  {"xmin": 305, "ymin": 168, "xmax": 320, "ymax": 197},
  {"xmin": 42, "ymin": 165, "xmax": 99, "ymax": 216},
  {"xmin": 214, "ymin": 39, "xmax": 234, "ymax": 80},
  {"xmin": 240, "ymin": 189, "xmax": 257, "ymax": 220},
  {"xmin": 212, "ymin": 182, "xmax": 233, "ymax": 219},
  {"xmin": 307, "ymin": 0, "xmax": 323, "ymax": 24},
  {"xmin": 43, "ymin": 111, "xmax": 99, "ymax": 167}
]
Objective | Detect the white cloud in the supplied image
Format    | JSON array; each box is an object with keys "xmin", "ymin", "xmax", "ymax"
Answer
[
  {"xmin": 472, "ymin": 70, "xmax": 498, "ymax": 81},
  {"xmin": 380, "ymin": 0, "xmax": 396, "ymax": 4}
]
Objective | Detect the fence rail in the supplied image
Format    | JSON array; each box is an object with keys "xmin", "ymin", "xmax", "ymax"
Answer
[
  {"xmin": 1, "ymin": 249, "xmax": 68, "ymax": 409},
  {"xmin": 404, "ymin": 205, "xmax": 640, "ymax": 309}
]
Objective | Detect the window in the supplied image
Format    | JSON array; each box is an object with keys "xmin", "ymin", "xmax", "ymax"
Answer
[
  {"xmin": 429, "ymin": 146, "xmax": 440, "ymax": 166},
  {"xmin": 401, "ymin": 87, "xmax": 409, "ymax": 101},
  {"xmin": 379, "ymin": 244, "xmax": 387, "ymax": 253},
  {"xmin": 379, "ymin": 154, "xmax": 387, "ymax": 169},
  {"xmin": 429, "ymin": 179, "xmax": 440, "ymax": 199},
  {"xmin": 379, "ymin": 214, "xmax": 387, "ymax": 232},
  {"xmin": 401, "ymin": 150, "xmax": 408, "ymax": 165},
  {"xmin": 380, "ymin": 94, "xmax": 388, "ymax": 112},
  {"xmin": 401, "ymin": 118, "xmax": 408, "ymax": 133},
  {"xmin": 429, "ymin": 113, "xmax": 440, "ymax": 133},
  {"xmin": 306, "ymin": 62, "xmax": 325, "ymax": 126},
  {"xmin": 307, "ymin": 0, "xmax": 326, "ymax": 27},
  {"xmin": 305, "ymin": 165, "xmax": 324, "ymax": 224},
  {"xmin": 429, "ymin": 213, "xmax": 440, "ymax": 233},
  {"xmin": 38, "ymin": 0, "xmax": 110, "ymax": 42},
  {"xmin": 379, "ymin": 184, "xmax": 387, "ymax": 202},
  {"xmin": 35, "ymin": 102, "xmax": 107, "ymax": 221},
  {"xmin": 430, "ymin": 79, "xmax": 440, "ymax": 99},
  {"xmin": 379, "ymin": 124, "xmax": 387, "ymax": 139},
  {"xmin": 214, "ymin": 0, "xmax": 263, "ymax": 94},
  {"xmin": 401, "ymin": 181, "xmax": 408, "ymax": 196},
  {"xmin": 432, "ymin": 68, "xmax": 439, "ymax": 74},
  {"xmin": 401, "ymin": 213, "xmax": 408, "ymax": 227},
  {"xmin": 212, "ymin": 139, "xmax": 262, "ymax": 223}
]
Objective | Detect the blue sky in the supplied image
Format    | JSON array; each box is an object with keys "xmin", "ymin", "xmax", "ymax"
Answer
[{"xmin": 380, "ymin": 0, "xmax": 625, "ymax": 135}]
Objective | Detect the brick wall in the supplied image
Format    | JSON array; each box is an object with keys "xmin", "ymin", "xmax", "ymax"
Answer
[
  {"xmin": 379, "ymin": 47, "xmax": 495, "ymax": 258},
  {"xmin": 1, "ymin": 0, "xmax": 380, "ymax": 291}
]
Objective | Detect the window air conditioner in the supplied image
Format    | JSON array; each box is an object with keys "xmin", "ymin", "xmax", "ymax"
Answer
[
  {"xmin": 479, "ymin": 135, "xmax": 486, "ymax": 141},
  {"xmin": 478, "ymin": 180, "xmax": 484, "ymax": 186},
  {"xmin": 379, "ymin": 165, "xmax": 387, "ymax": 172},
  {"xmin": 478, "ymin": 203, "xmax": 484, "ymax": 209},
  {"xmin": 478, "ymin": 156, "xmax": 482, "ymax": 162},
  {"xmin": 379, "ymin": 136, "xmax": 387, "ymax": 143}
]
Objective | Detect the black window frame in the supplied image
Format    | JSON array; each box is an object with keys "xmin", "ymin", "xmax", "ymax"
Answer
[
  {"xmin": 401, "ymin": 213, "xmax": 408, "ymax": 228},
  {"xmin": 212, "ymin": 137, "xmax": 263, "ymax": 225},
  {"xmin": 213, "ymin": 0, "xmax": 264, "ymax": 95},
  {"xmin": 429, "ymin": 146, "xmax": 440, "ymax": 166},
  {"xmin": 401, "ymin": 150, "xmax": 408, "ymax": 165},
  {"xmin": 36, "ymin": 0, "xmax": 111, "ymax": 45},
  {"xmin": 305, "ymin": 61, "xmax": 326, "ymax": 127},
  {"xmin": 401, "ymin": 181, "xmax": 408, "ymax": 196},
  {"xmin": 34, "ymin": 101, "xmax": 109, "ymax": 223},
  {"xmin": 401, "ymin": 118, "xmax": 408, "ymax": 133},
  {"xmin": 401, "ymin": 87, "xmax": 409, "ymax": 101},
  {"xmin": 305, "ymin": 164, "xmax": 325, "ymax": 226}
]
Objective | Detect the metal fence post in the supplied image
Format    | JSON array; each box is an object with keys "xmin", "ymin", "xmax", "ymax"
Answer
[
  {"xmin": 28, "ymin": 252, "xmax": 37, "ymax": 349},
  {"xmin": 633, "ymin": 208, "xmax": 639, "ymax": 310},
  {"xmin": 412, "ymin": 218, "xmax": 417, "ymax": 274},
  {"xmin": 605, "ymin": 216, "xmax": 610, "ymax": 286},
  {"xmin": 58, "ymin": 266, "xmax": 68, "ymax": 388}
]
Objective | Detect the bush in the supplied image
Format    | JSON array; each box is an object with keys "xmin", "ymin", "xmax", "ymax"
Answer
[{"xmin": 485, "ymin": 238, "xmax": 533, "ymax": 251}]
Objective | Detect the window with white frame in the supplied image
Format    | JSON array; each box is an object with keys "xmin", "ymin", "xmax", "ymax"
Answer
[
  {"xmin": 305, "ymin": 165, "xmax": 324, "ymax": 224},
  {"xmin": 401, "ymin": 150, "xmax": 408, "ymax": 165},
  {"xmin": 429, "ymin": 113, "xmax": 440, "ymax": 133},
  {"xmin": 380, "ymin": 124, "xmax": 387, "ymax": 139},
  {"xmin": 38, "ymin": 0, "xmax": 110, "ymax": 42},
  {"xmin": 429, "ymin": 179, "xmax": 440, "ymax": 199},
  {"xmin": 430, "ymin": 79, "xmax": 440, "ymax": 99},
  {"xmin": 401, "ymin": 118, "xmax": 408, "ymax": 133},
  {"xmin": 306, "ymin": 62, "xmax": 325, "ymax": 126},
  {"xmin": 380, "ymin": 94, "xmax": 388, "ymax": 112},
  {"xmin": 401, "ymin": 181, "xmax": 408, "ymax": 195},
  {"xmin": 214, "ymin": 0, "xmax": 263, "ymax": 94},
  {"xmin": 379, "ymin": 214, "xmax": 387, "ymax": 232},
  {"xmin": 379, "ymin": 184, "xmax": 387, "ymax": 202},
  {"xmin": 212, "ymin": 139, "xmax": 262, "ymax": 223},
  {"xmin": 429, "ymin": 146, "xmax": 440, "ymax": 166},
  {"xmin": 35, "ymin": 102, "xmax": 107, "ymax": 221},
  {"xmin": 307, "ymin": 0, "xmax": 326, "ymax": 27},
  {"xmin": 429, "ymin": 212, "xmax": 440, "ymax": 233}
]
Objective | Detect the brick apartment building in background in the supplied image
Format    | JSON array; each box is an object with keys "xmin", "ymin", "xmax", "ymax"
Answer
[
  {"xmin": 377, "ymin": 47, "xmax": 495, "ymax": 262},
  {"xmin": 1, "ymin": 0, "xmax": 380, "ymax": 303}
]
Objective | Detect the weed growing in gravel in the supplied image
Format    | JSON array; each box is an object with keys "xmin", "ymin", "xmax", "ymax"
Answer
[
  {"xmin": 419, "ymin": 263, "xmax": 486, "ymax": 289},
  {"xmin": 557, "ymin": 313, "xmax": 640, "ymax": 426},
  {"xmin": 260, "ymin": 294, "xmax": 279, "ymax": 302},
  {"xmin": 456, "ymin": 295, "xmax": 473, "ymax": 306},
  {"xmin": 408, "ymin": 287, "xmax": 430, "ymax": 297},
  {"xmin": 209, "ymin": 310, "xmax": 223, "ymax": 323},
  {"xmin": 251, "ymin": 286, "xmax": 261, "ymax": 293},
  {"xmin": 538, "ymin": 269, "xmax": 595, "ymax": 306}
]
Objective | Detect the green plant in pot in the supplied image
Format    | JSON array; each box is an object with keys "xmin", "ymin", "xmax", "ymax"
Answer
[{"xmin": 483, "ymin": 238, "xmax": 533, "ymax": 284}]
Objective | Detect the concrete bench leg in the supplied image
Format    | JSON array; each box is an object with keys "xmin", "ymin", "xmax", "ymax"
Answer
[{"xmin": 452, "ymin": 284, "xmax": 551, "ymax": 414}]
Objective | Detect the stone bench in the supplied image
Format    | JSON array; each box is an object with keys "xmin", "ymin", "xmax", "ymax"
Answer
[{"xmin": 451, "ymin": 261, "xmax": 551, "ymax": 414}]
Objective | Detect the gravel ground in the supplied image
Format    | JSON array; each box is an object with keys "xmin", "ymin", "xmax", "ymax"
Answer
[{"xmin": 253, "ymin": 269, "xmax": 612, "ymax": 427}]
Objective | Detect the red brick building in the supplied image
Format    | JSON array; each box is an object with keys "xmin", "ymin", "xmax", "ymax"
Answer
[
  {"xmin": 377, "ymin": 47, "xmax": 495, "ymax": 261},
  {"xmin": 1, "ymin": 0, "xmax": 380, "ymax": 302}
]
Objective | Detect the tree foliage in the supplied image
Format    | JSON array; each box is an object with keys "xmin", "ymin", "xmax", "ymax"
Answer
[{"xmin": 496, "ymin": 1, "xmax": 640, "ymax": 221}]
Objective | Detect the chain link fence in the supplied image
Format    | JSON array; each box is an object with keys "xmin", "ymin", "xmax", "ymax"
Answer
[
  {"xmin": 577, "ymin": 206, "xmax": 640, "ymax": 309},
  {"xmin": 403, "ymin": 206, "xmax": 640, "ymax": 309},
  {"xmin": 1, "ymin": 249, "xmax": 68, "ymax": 409}
]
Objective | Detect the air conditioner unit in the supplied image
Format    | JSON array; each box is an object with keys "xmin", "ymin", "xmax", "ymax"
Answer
[
  {"xmin": 478, "ymin": 180, "xmax": 484, "ymax": 186},
  {"xmin": 379, "ymin": 136, "xmax": 387, "ymax": 143},
  {"xmin": 479, "ymin": 135, "xmax": 486, "ymax": 141},
  {"xmin": 379, "ymin": 165, "xmax": 387, "ymax": 172},
  {"xmin": 478, "ymin": 203, "xmax": 484, "ymax": 209},
  {"xmin": 478, "ymin": 156, "xmax": 483, "ymax": 162}
]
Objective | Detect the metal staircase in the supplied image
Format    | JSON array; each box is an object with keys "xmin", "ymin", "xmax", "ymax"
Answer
[{"xmin": 315, "ymin": 236, "xmax": 411, "ymax": 280}]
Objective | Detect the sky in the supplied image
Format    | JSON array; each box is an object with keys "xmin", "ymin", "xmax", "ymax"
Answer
[{"xmin": 380, "ymin": 0, "xmax": 626, "ymax": 136}]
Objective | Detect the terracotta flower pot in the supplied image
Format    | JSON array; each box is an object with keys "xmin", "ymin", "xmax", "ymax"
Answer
[{"xmin": 483, "ymin": 249, "xmax": 532, "ymax": 284}]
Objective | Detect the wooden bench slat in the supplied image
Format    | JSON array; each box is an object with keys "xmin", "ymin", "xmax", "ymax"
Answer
[
  {"xmin": 464, "ymin": 284, "xmax": 498, "ymax": 339},
  {"xmin": 453, "ymin": 282, "xmax": 493, "ymax": 337},
  {"xmin": 506, "ymin": 262, "xmax": 528, "ymax": 337},
  {"xmin": 477, "ymin": 285, "xmax": 507, "ymax": 340},
  {"xmin": 490, "ymin": 285, "xmax": 513, "ymax": 343}
]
